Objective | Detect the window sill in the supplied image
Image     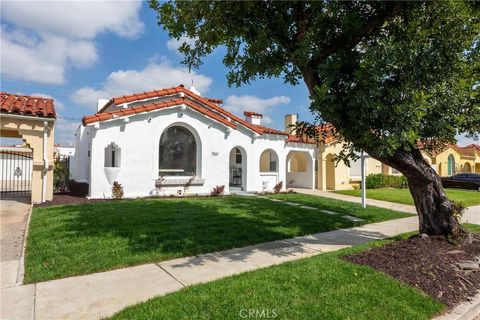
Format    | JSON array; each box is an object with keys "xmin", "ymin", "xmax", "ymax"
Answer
[{"xmin": 159, "ymin": 178, "xmax": 205, "ymax": 186}]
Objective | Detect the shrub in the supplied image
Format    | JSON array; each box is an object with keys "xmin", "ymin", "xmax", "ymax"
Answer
[
  {"xmin": 273, "ymin": 181, "xmax": 283, "ymax": 193},
  {"xmin": 210, "ymin": 185, "xmax": 225, "ymax": 196},
  {"xmin": 365, "ymin": 174, "xmax": 408, "ymax": 189},
  {"xmin": 450, "ymin": 200, "xmax": 466, "ymax": 223},
  {"xmin": 111, "ymin": 181, "xmax": 124, "ymax": 199}
]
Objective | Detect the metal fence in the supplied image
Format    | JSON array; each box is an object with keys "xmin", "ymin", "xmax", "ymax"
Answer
[{"xmin": 0, "ymin": 149, "xmax": 33, "ymax": 196}]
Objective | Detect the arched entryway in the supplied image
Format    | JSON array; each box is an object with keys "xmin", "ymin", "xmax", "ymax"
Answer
[
  {"xmin": 325, "ymin": 153, "xmax": 335, "ymax": 190},
  {"xmin": 229, "ymin": 147, "xmax": 247, "ymax": 191},
  {"xmin": 463, "ymin": 162, "xmax": 472, "ymax": 173},
  {"xmin": 447, "ymin": 154, "xmax": 455, "ymax": 176},
  {"xmin": 286, "ymin": 151, "xmax": 313, "ymax": 188}
]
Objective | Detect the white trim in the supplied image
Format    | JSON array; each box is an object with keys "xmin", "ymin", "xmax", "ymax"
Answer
[{"xmin": 1, "ymin": 113, "xmax": 55, "ymax": 122}]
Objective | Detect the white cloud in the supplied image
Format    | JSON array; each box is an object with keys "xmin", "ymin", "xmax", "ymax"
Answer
[
  {"xmin": 55, "ymin": 116, "xmax": 80, "ymax": 145},
  {"xmin": 72, "ymin": 61, "xmax": 213, "ymax": 109},
  {"xmin": 0, "ymin": 1, "xmax": 144, "ymax": 84},
  {"xmin": 455, "ymin": 134, "xmax": 479, "ymax": 147},
  {"xmin": 223, "ymin": 95, "xmax": 290, "ymax": 124},
  {"xmin": 167, "ymin": 36, "xmax": 197, "ymax": 53}
]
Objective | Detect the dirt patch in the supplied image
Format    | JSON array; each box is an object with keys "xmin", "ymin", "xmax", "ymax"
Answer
[
  {"xmin": 344, "ymin": 235, "xmax": 480, "ymax": 309},
  {"xmin": 34, "ymin": 181, "xmax": 111, "ymax": 207},
  {"xmin": 34, "ymin": 195, "xmax": 110, "ymax": 207}
]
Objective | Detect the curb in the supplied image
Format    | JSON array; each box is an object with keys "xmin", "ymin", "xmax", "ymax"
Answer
[
  {"xmin": 434, "ymin": 292, "xmax": 480, "ymax": 320},
  {"xmin": 16, "ymin": 202, "xmax": 33, "ymax": 285}
]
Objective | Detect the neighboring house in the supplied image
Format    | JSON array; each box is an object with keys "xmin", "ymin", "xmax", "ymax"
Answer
[
  {"xmin": 422, "ymin": 144, "xmax": 480, "ymax": 176},
  {"xmin": 70, "ymin": 85, "xmax": 479, "ymax": 198},
  {"xmin": 0, "ymin": 93, "xmax": 56, "ymax": 203},
  {"xmin": 54, "ymin": 144, "xmax": 75, "ymax": 159}
]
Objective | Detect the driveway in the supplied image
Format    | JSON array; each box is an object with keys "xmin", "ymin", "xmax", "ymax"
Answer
[{"xmin": 1, "ymin": 196, "xmax": 31, "ymax": 287}]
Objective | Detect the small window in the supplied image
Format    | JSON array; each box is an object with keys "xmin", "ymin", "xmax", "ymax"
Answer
[
  {"xmin": 235, "ymin": 148, "xmax": 242, "ymax": 164},
  {"xmin": 104, "ymin": 142, "xmax": 121, "ymax": 167}
]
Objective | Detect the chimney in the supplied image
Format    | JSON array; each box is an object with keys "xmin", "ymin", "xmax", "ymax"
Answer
[
  {"xmin": 244, "ymin": 111, "xmax": 262, "ymax": 125},
  {"xmin": 189, "ymin": 86, "xmax": 201, "ymax": 96},
  {"xmin": 97, "ymin": 99, "xmax": 109, "ymax": 112},
  {"xmin": 284, "ymin": 114, "xmax": 297, "ymax": 134}
]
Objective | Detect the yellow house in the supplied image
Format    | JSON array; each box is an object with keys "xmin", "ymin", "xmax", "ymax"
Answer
[
  {"xmin": 0, "ymin": 92, "xmax": 56, "ymax": 203},
  {"xmin": 422, "ymin": 144, "xmax": 480, "ymax": 176}
]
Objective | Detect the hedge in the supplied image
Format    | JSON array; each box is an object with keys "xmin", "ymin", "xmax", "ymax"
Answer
[{"xmin": 365, "ymin": 174, "xmax": 408, "ymax": 189}]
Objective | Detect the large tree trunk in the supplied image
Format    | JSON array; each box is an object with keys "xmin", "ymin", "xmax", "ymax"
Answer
[{"xmin": 368, "ymin": 147, "xmax": 464, "ymax": 237}]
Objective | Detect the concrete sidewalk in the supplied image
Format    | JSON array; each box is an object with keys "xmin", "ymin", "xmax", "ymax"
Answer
[{"xmin": 292, "ymin": 188, "xmax": 480, "ymax": 225}]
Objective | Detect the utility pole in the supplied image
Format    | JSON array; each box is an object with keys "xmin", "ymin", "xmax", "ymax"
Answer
[{"xmin": 360, "ymin": 151, "xmax": 366, "ymax": 208}]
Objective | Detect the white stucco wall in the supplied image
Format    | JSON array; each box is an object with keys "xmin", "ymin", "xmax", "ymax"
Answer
[
  {"xmin": 70, "ymin": 125, "xmax": 92, "ymax": 183},
  {"xmin": 78, "ymin": 105, "xmax": 316, "ymax": 198}
]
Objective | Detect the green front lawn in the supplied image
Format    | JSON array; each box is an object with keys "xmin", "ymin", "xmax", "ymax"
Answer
[
  {"xmin": 335, "ymin": 188, "xmax": 480, "ymax": 206},
  {"xmin": 25, "ymin": 195, "xmax": 409, "ymax": 283},
  {"xmin": 110, "ymin": 236, "xmax": 443, "ymax": 320}
]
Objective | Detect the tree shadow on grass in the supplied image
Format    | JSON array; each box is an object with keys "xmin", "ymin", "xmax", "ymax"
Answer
[{"xmin": 28, "ymin": 196, "xmax": 391, "ymax": 279}]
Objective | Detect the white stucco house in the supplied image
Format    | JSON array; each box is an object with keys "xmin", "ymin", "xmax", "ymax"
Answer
[{"xmin": 70, "ymin": 85, "xmax": 318, "ymax": 198}]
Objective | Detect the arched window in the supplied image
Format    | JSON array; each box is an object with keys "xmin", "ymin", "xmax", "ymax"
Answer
[
  {"xmin": 104, "ymin": 142, "xmax": 121, "ymax": 167},
  {"xmin": 260, "ymin": 149, "xmax": 278, "ymax": 172},
  {"xmin": 447, "ymin": 154, "xmax": 455, "ymax": 176},
  {"xmin": 159, "ymin": 126, "xmax": 196, "ymax": 176}
]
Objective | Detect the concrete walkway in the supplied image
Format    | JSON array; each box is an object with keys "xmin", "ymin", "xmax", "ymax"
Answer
[
  {"xmin": 1, "ymin": 197, "xmax": 31, "ymax": 287},
  {"xmin": 292, "ymin": 188, "xmax": 480, "ymax": 225},
  {"xmin": 1, "ymin": 194, "xmax": 478, "ymax": 320},
  {"xmin": 1, "ymin": 197, "xmax": 34, "ymax": 320}
]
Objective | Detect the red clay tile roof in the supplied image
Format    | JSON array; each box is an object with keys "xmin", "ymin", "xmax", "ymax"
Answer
[
  {"xmin": 286, "ymin": 135, "xmax": 318, "ymax": 145},
  {"xmin": 418, "ymin": 141, "xmax": 479, "ymax": 158},
  {"xmin": 87, "ymin": 85, "xmax": 264, "ymax": 134},
  {"xmin": 83, "ymin": 98, "xmax": 237, "ymax": 130},
  {"xmin": 244, "ymin": 111, "xmax": 263, "ymax": 118},
  {"xmin": 254, "ymin": 125, "xmax": 288, "ymax": 136},
  {"xmin": 287, "ymin": 123, "xmax": 338, "ymax": 145},
  {"xmin": 205, "ymin": 97, "xmax": 223, "ymax": 104},
  {"xmin": 1, "ymin": 92, "xmax": 56, "ymax": 118}
]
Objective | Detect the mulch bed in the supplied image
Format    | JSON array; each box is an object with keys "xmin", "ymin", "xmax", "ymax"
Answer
[
  {"xmin": 34, "ymin": 181, "xmax": 110, "ymax": 207},
  {"xmin": 34, "ymin": 194, "xmax": 109, "ymax": 207},
  {"xmin": 344, "ymin": 234, "xmax": 480, "ymax": 309}
]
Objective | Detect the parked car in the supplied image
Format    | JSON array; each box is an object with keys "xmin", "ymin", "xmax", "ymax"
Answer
[{"xmin": 441, "ymin": 173, "xmax": 480, "ymax": 192}]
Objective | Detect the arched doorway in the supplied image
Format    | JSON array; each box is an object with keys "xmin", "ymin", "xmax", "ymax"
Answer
[
  {"xmin": 463, "ymin": 162, "xmax": 472, "ymax": 173},
  {"xmin": 229, "ymin": 147, "xmax": 247, "ymax": 191},
  {"xmin": 326, "ymin": 153, "xmax": 335, "ymax": 190},
  {"xmin": 286, "ymin": 151, "xmax": 313, "ymax": 188},
  {"xmin": 447, "ymin": 154, "xmax": 455, "ymax": 176}
]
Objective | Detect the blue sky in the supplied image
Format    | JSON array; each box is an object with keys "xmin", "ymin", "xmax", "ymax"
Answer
[{"xmin": 0, "ymin": 1, "xmax": 475, "ymax": 146}]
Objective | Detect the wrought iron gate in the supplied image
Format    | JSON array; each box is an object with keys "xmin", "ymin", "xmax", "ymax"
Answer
[{"xmin": 0, "ymin": 149, "xmax": 33, "ymax": 196}]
